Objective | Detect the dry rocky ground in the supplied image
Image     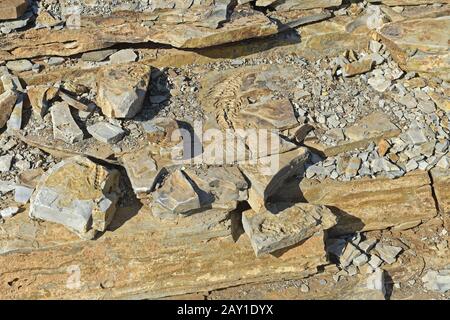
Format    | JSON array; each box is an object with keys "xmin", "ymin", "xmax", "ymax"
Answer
[{"xmin": 0, "ymin": 0, "xmax": 449, "ymax": 300}]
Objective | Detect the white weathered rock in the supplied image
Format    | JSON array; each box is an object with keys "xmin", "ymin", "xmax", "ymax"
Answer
[
  {"xmin": 366, "ymin": 268, "xmax": 386, "ymax": 298},
  {"xmin": 87, "ymin": 122, "xmax": 125, "ymax": 144},
  {"xmin": 6, "ymin": 93, "xmax": 23, "ymax": 131},
  {"xmin": 14, "ymin": 185, "xmax": 34, "ymax": 204},
  {"xmin": 0, "ymin": 155, "xmax": 13, "ymax": 172},
  {"xmin": 359, "ymin": 239, "xmax": 377, "ymax": 253},
  {"xmin": 0, "ymin": 206, "xmax": 19, "ymax": 219},
  {"xmin": 50, "ymin": 102, "xmax": 84, "ymax": 143},
  {"xmin": 422, "ymin": 268, "xmax": 450, "ymax": 293}
]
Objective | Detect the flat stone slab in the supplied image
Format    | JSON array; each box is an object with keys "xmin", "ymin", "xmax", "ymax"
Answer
[
  {"xmin": 0, "ymin": 205, "xmax": 327, "ymax": 299},
  {"xmin": 87, "ymin": 122, "xmax": 125, "ymax": 144},
  {"xmin": 50, "ymin": 102, "xmax": 84, "ymax": 144},
  {"xmin": 242, "ymin": 203, "xmax": 336, "ymax": 256}
]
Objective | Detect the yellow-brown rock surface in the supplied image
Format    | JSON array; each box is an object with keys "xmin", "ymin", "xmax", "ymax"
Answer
[{"xmin": 287, "ymin": 171, "xmax": 438, "ymax": 235}]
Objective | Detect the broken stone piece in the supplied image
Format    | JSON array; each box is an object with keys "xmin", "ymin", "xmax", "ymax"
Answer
[
  {"xmin": 0, "ymin": 90, "xmax": 18, "ymax": 129},
  {"xmin": 6, "ymin": 93, "xmax": 23, "ymax": 131},
  {"xmin": 242, "ymin": 203, "xmax": 336, "ymax": 256},
  {"xmin": 374, "ymin": 243, "xmax": 402, "ymax": 264},
  {"xmin": 50, "ymin": 102, "xmax": 84, "ymax": 144},
  {"xmin": 29, "ymin": 156, "xmax": 120, "ymax": 238},
  {"xmin": 14, "ymin": 185, "xmax": 34, "ymax": 204},
  {"xmin": 0, "ymin": 206, "xmax": 19, "ymax": 219},
  {"xmin": 340, "ymin": 242, "xmax": 362, "ymax": 268},
  {"xmin": 240, "ymin": 147, "xmax": 310, "ymax": 213},
  {"xmin": 27, "ymin": 85, "xmax": 59, "ymax": 117},
  {"xmin": 96, "ymin": 63, "xmax": 151, "ymax": 119},
  {"xmin": 183, "ymin": 166, "xmax": 248, "ymax": 211},
  {"xmin": 343, "ymin": 59, "xmax": 373, "ymax": 77},
  {"xmin": 152, "ymin": 169, "xmax": 201, "ymax": 216},
  {"xmin": 6, "ymin": 59, "xmax": 33, "ymax": 72},
  {"xmin": 87, "ymin": 122, "xmax": 125, "ymax": 144},
  {"xmin": 109, "ymin": 49, "xmax": 138, "ymax": 64},
  {"xmin": 0, "ymin": 155, "xmax": 13, "ymax": 172}
]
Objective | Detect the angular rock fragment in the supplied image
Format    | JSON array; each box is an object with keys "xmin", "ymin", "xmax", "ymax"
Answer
[
  {"xmin": 0, "ymin": 0, "xmax": 28, "ymax": 21},
  {"xmin": 14, "ymin": 185, "xmax": 34, "ymax": 204},
  {"xmin": 184, "ymin": 166, "xmax": 249, "ymax": 211},
  {"xmin": 87, "ymin": 122, "xmax": 125, "ymax": 144},
  {"xmin": 374, "ymin": 243, "xmax": 402, "ymax": 264},
  {"xmin": 121, "ymin": 146, "xmax": 161, "ymax": 196},
  {"xmin": 270, "ymin": 0, "xmax": 342, "ymax": 11},
  {"xmin": 59, "ymin": 91, "xmax": 95, "ymax": 112},
  {"xmin": 29, "ymin": 156, "xmax": 120, "ymax": 238},
  {"xmin": 340, "ymin": 242, "xmax": 362, "ymax": 268},
  {"xmin": 0, "ymin": 89, "xmax": 18, "ymax": 129},
  {"xmin": 0, "ymin": 155, "xmax": 13, "ymax": 172},
  {"xmin": 27, "ymin": 84, "xmax": 59, "ymax": 117},
  {"xmin": 0, "ymin": 207, "xmax": 19, "ymax": 219},
  {"xmin": 240, "ymin": 147, "xmax": 310, "ymax": 213},
  {"xmin": 342, "ymin": 59, "xmax": 373, "ymax": 77},
  {"xmin": 242, "ymin": 203, "xmax": 336, "ymax": 256},
  {"xmin": 96, "ymin": 64, "xmax": 151, "ymax": 119},
  {"xmin": 6, "ymin": 93, "xmax": 23, "ymax": 130},
  {"xmin": 152, "ymin": 169, "xmax": 201, "ymax": 216},
  {"xmin": 50, "ymin": 102, "xmax": 84, "ymax": 144}
]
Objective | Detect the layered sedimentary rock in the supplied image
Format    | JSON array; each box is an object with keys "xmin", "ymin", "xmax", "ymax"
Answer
[
  {"xmin": 0, "ymin": 7, "xmax": 280, "ymax": 61},
  {"xmin": 242, "ymin": 203, "xmax": 336, "ymax": 256},
  {"xmin": 377, "ymin": 16, "xmax": 450, "ymax": 80},
  {"xmin": 0, "ymin": 206, "xmax": 327, "ymax": 299},
  {"xmin": 295, "ymin": 171, "xmax": 437, "ymax": 235}
]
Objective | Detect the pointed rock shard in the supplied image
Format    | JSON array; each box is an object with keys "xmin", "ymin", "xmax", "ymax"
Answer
[
  {"xmin": 27, "ymin": 85, "xmax": 59, "ymax": 117},
  {"xmin": 152, "ymin": 169, "xmax": 201, "ymax": 216},
  {"xmin": 0, "ymin": 0, "xmax": 28, "ymax": 21},
  {"xmin": 6, "ymin": 92, "xmax": 23, "ymax": 130},
  {"xmin": 0, "ymin": 90, "xmax": 18, "ymax": 129},
  {"xmin": 30, "ymin": 156, "xmax": 120, "ymax": 238},
  {"xmin": 239, "ymin": 147, "xmax": 310, "ymax": 213},
  {"xmin": 96, "ymin": 63, "xmax": 151, "ymax": 119},
  {"xmin": 50, "ymin": 102, "xmax": 84, "ymax": 144},
  {"xmin": 242, "ymin": 203, "xmax": 336, "ymax": 256}
]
